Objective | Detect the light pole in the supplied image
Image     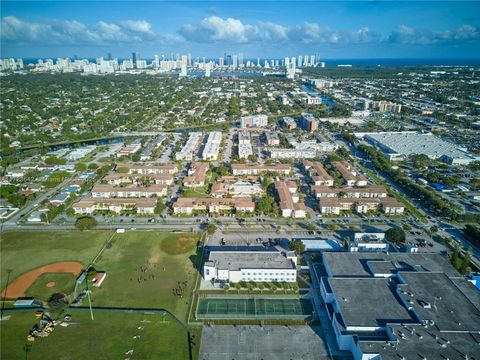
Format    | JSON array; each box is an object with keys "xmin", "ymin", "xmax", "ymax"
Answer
[{"xmin": 1, "ymin": 269, "xmax": 12, "ymax": 319}]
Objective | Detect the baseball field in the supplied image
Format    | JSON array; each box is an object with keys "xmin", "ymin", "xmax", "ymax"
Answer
[{"xmin": 1, "ymin": 230, "xmax": 202, "ymax": 360}]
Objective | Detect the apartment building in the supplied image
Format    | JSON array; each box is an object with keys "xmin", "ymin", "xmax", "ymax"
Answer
[
  {"xmin": 103, "ymin": 172, "xmax": 174, "ymax": 186},
  {"xmin": 318, "ymin": 197, "xmax": 404, "ymax": 215},
  {"xmin": 331, "ymin": 161, "xmax": 368, "ymax": 187},
  {"xmin": 72, "ymin": 197, "xmax": 156, "ymax": 215},
  {"xmin": 240, "ymin": 114, "xmax": 268, "ymax": 128},
  {"xmin": 172, "ymin": 197, "xmax": 255, "ymax": 215},
  {"xmin": 269, "ymin": 148, "xmax": 316, "ymax": 159},
  {"xmin": 117, "ymin": 163, "xmax": 178, "ymax": 175},
  {"xmin": 202, "ymin": 131, "xmax": 222, "ymax": 161},
  {"xmin": 91, "ymin": 184, "xmax": 167, "ymax": 198},
  {"xmin": 231, "ymin": 163, "xmax": 291, "ymax": 176},
  {"xmin": 265, "ymin": 131, "xmax": 280, "ymax": 146},
  {"xmin": 301, "ymin": 113, "xmax": 318, "ymax": 133},
  {"xmin": 116, "ymin": 142, "xmax": 142, "ymax": 157},
  {"xmin": 312, "ymin": 185, "xmax": 388, "ymax": 199},
  {"xmin": 176, "ymin": 132, "xmax": 202, "ymax": 161},
  {"xmin": 183, "ymin": 162, "xmax": 209, "ymax": 188},
  {"xmin": 281, "ymin": 116, "xmax": 297, "ymax": 130},
  {"xmin": 238, "ymin": 131, "xmax": 253, "ymax": 159},
  {"xmin": 303, "ymin": 161, "xmax": 334, "ymax": 186},
  {"xmin": 275, "ymin": 181, "xmax": 306, "ymax": 218}
]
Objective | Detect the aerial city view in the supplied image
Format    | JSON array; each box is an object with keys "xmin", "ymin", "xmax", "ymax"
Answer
[{"xmin": 1, "ymin": 1, "xmax": 480, "ymax": 359}]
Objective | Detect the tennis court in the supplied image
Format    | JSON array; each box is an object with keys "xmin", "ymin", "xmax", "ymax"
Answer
[{"xmin": 196, "ymin": 297, "xmax": 313, "ymax": 320}]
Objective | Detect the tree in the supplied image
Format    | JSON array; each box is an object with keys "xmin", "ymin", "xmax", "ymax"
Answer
[
  {"xmin": 205, "ymin": 223, "xmax": 217, "ymax": 235},
  {"xmin": 65, "ymin": 208, "xmax": 76, "ymax": 217},
  {"xmin": 385, "ymin": 227, "xmax": 406, "ymax": 245},
  {"xmin": 255, "ymin": 195, "xmax": 275, "ymax": 215},
  {"xmin": 464, "ymin": 224, "xmax": 480, "ymax": 246},
  {"xmin": 154, "ymin": 201, "xmax": 166, "ymax": 215},
  {"xmin": 430, "ymin": 225, "xmax": 439, "ymax": 233},
  {"xmin": 460, "ymin": 251, "xmax": 472, "ymax": 275},
  {"xmin": 235, "ymin": 283, "xmax": 241, "ymax": 293},
  {"xmin": 328, "ymin": 224, "xmax": 339, "ymax": 231},
  {"xmin": 88, "ymin": 163, "xmax": 98, "ymax": 170},
  {"xmin": 44, "ymin": 156, "xmax": 66, "ymax": 165},
  {"xmin": 402, "ymin": 223, "xmax": 412, "ymax": 231},
  {"xmin": 288, "ymin": 240, "xmax": 306, "ymax": 255},
  {"xmin": 216, "ymin": 164, "xmax": 229, "ymax": 176},
  {"xmin": 75, "ymin": 162, "xmax": 87, "ymax": 171},
  {"xmin": 86, "ymin": 268, "xmax": 98, "ymax": 282},
  {"xmin": 75, "ymin": 216, "xmax": 98, "ymax": 231},
  {"xmin": 410, "ymin": 154, "xmax": 430, "ymax": 170},
  {"xmin": 258, "ymin": 282, "xmax": 265, "ymax": 293},
  {"xmin": 223, "ymin": 284, "xmax": 230, "ymax": 292}
]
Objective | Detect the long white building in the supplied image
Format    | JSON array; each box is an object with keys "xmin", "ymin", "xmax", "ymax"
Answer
[
  {"xmin": 202, "ymin": 131, "xmax": 222, "ymax": 161},
  {"xmin": 269, "ymin": 148, "xmax": 316, "ymax": 159},
  {"xmin": 203, "ymin": 251, "xmax": 297, "ymax": 284},
  {"xmin": 238, "ymin": 131, "xmax": 253, "ymax": 159},
  {"xmin": 176, "ymin": 132, "xmax": 202, "ymax": 161}
]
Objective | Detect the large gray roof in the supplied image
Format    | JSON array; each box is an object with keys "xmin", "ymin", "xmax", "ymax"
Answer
[
  {"xmin": 328, "ymin": 277, "xmax": 415, "ymax": 327},
  {"xmin": 323, "ymin": 252, "xmax": 459, "ymax": 278},
  {"xmin": 208, "ymin": 251, "xmax": 295, "ymax": 271}
]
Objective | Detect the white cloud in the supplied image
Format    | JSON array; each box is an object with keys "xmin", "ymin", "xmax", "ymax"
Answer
[
  {"xmin": 2, "ymin": 15, "xmax": 478, "ymax": 50},
  {"xmin": 0, "ymin": 16, "xmax": 156, "ymax": 45},
  {"xmin": 388, "ymin": 24, "xmax": 480, "ymax": 44},
  {"xmin": 180, "ymin": 17, "xmax": 383, "ymax": 45},
  {"xmin": 179, "ymin": 16, "xmax": 258, "ymax": 43}
]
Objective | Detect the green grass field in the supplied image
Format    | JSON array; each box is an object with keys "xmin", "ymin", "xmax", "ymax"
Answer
[
  {"xmin": 87, "ymin": 231, "xmax": 199, "ymax": 317},
  {"xmin": 25, "ymin": 273, "xmax": 77, "ymax": 301},
  {"xmin": 1, "ymin": 230, "xmax": 202, "ymax": 360},
  {"xmin": 1, "ymin": 231, "xmax": 111, "ymax": 291},
  {"xmin": 1, "ymin": 311, "xmax": 196, "ymax": 360},
  {"xmin": 182, "ymin": 186, "xmax": 210, "ymax": 198}
]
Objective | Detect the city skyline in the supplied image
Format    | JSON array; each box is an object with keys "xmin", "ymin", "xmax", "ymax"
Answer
[{"xmin": 1, "ymin": 1, "xmax": 480, "ymax": 59}]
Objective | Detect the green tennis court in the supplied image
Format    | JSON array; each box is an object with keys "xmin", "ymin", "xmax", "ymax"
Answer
[{"xmin": 196, "ymin": 297, "xmax": 313, "ymax": 319}]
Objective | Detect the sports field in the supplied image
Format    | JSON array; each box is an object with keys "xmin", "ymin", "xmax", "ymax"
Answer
[
  {"xmin": 196, "ymin": 297, "xmax": 314, "ymax": 319},
  {"xmin": 1, "ymin": 311, "xmax": 197, "ymax": 360},
  {"xmin": 24, "ymin": 273, "xmax": 77, "ymax": 301},
  {"xmin": 1, "ymin": 230, "xmax": 202, "ymax": 360}
]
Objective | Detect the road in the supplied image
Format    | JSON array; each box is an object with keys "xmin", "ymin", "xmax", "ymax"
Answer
[
  {"xmin": 363, "ymin": 161, "xmax": 480, "ymax": 257},
  {"xmin": 2, "ymin": 173, "xmax": 77, "ymax": 227}
]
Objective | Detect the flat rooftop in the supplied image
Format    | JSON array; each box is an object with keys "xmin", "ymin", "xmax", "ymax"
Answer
[
  {"xmin": 323, "ymin": 252, "xmax": 459, "ymax": 278},
  {"xmin": 365, "ymin": 132, "xmax": 474, "ymax": 160},
  {"xmin": 207, "ymin": 251, "xmax": 295, "ymax": 271},
  {"xmin": 360, "ymin": 325, "xmax": 480, "ymax": 360},
  {"xmin": 329, "ymin": 277, "xmax": 415, "ymax": 328},
  {"xmin": 399, "ymin": 272, "xmax": 480, "ymax": 332}
]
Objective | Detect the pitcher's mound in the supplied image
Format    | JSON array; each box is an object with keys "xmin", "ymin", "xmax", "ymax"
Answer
[{"xmin": 46, "ymin": 282, "xmax": 56, "ymax": 288}]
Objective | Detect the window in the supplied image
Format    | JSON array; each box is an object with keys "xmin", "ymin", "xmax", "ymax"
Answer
[{"xmin": 205, "ymin": 269, "xmax": 210, "ymax": 275}]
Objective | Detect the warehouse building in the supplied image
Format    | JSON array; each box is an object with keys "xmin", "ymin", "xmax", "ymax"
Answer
[
  {"xmin": 317, "ymin": 252, "xmax": 480, "ymax": 360},
  {"xmin": 363, "ymin": 132, "xmax": 478, "ymax": 164}
]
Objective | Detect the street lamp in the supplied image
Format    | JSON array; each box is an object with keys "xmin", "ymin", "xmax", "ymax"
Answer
[{"xmin": 1, "ymin": 269, "xmax": 13, "ymax": 319}]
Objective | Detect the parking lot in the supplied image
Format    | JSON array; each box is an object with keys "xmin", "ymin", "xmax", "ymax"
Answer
[{"xmin": 199, "ymin": 325, "xmax": 329, "ymax": 360}]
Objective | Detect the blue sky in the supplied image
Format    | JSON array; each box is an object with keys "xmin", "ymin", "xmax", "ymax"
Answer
[{"xmin": 1, "ymin": 1, "xmax": 479, "ymax": 59}]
